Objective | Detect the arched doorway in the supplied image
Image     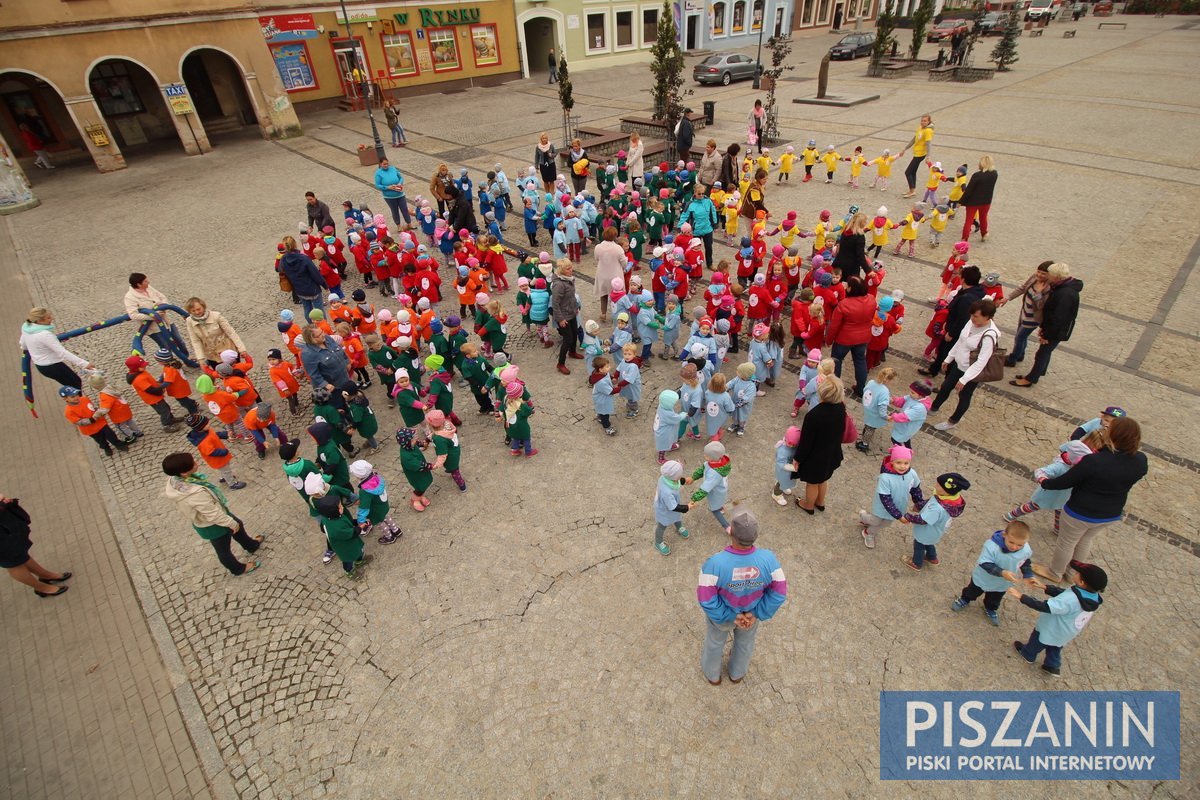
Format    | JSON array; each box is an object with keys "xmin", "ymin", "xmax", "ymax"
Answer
[
  {"xmin": 181, "ymin": 49, "xmax": 257, "ymax": 141},
  {"xmin": 519, "ymin": 14, "xmax": 562, "ymax": 81},
  {"xmin": 0, "ymin": 71, "xmax": 83, "ymax": 167},
  {"xmin": 87, "ymin": 58, "xmax": 185, "ymax": 156}
]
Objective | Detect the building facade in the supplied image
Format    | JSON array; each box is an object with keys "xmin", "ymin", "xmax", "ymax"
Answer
[{"xmin": 0, "ymin": 1, "xmax": 520, "ymax": 173}]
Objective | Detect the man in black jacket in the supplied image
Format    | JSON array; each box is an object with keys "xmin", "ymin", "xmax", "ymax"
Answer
[
  {"xmin": 445, "ymin": 186, "xmax": 478, "ymax": 235},
  {"xmin": 1012, "ymin": 263, "xmax": 1081, "ymax": 387},
  {"xmin": 922, "ymin": 265, "xmax": 985, "ymax": 377}
]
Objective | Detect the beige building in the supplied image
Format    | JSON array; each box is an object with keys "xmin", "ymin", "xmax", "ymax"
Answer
[{"xmin": 0, "ymin": 1, "xmax": 520, "ymax": 173}]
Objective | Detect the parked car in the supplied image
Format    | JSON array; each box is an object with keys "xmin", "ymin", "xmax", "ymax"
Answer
[
  {"xmin": 1093, "ymin": 0, "xmax": 1114, "ymax": 15},
  {"xmin": 1025, "ymin": 0, "xmax": 1062, "ymax": 22},
  {"xmin": 979, "ymin": 11, "xmax": 1007, "ymax": 35},
  {"xmin": 693, "ymin": 53, "xmax": 760, "ymax": 85},
  {"xmin": 927, "ymin": 19, "xmax": 970, "ymax": 43},
  {"xmin": 829, "ymin": 31, "xmax": 877, "ymax": 60}
]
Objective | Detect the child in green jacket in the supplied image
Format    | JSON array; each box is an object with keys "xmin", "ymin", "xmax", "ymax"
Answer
[
  {"xmin": 349, "ymin": 460, "xmax": 402, "ymax": 544},
  {"xmin": 395, "ymin": 427, "xmax": 434, "ymax": 511},
  {"xmin": 314, "ymin": 495, "xmax": 370, "ymax": 578}
]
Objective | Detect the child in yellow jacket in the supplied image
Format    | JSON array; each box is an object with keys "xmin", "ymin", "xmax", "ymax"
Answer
[
  {"xmin": 928, "ymin": 203, "xmax": 951, "ymax": 247},
  {"xmin": 777, "ymin": 145, "xmax": 796, "ymax": 182},
  {"xmin": 923, "ymin": 161, "xmax": 949, "ymax": 205},
  {"xmin": 870, "ymin": 150, "xmax": 898, "ymax": 191},
  {"xmin": 820, "ymin": 146, "xmax": 842, "ymax": 184},
  {"xmin": 801, "ymin": 139, "xmax": 819, "ymax": 182},
  {"xmin": 846, "ymin": 146, "xmax": 869, "ymax": 189},
  {"xmin": 894, "ymin": 203, "xmax": 926, "ymax": 258}
]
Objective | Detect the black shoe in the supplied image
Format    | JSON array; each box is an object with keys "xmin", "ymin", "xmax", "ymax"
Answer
[
  {"xmin": 1003, "ymin": 357, "xmax": 1017, "ymax": 367},
  {"xmin": 34, "ymin": 585, "xmax": 68, "ymax": 598},
  {"xmin": 43, "ymin": 572, "xmax": 72, "ymax": 584},
  {"xmin": 1041, "ymin": 664, "xmax": 1061, "ymax": 676},
  {"xmin": 854, "ymin": 442, "xmax": 869, "ymax": 453},
  {"xmin": 1013, "ymin": 641, "xmax": 1036, "ymax": 664}
]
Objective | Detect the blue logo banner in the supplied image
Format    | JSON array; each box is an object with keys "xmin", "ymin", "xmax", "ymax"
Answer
[{"xmin": 880, "ymin": 691, "xmax": 1180, "ymax": 780}]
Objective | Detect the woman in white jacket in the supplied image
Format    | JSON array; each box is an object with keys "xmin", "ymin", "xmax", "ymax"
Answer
[
  {"xmin": 18, "ymin": 307, "xmax": 93, "ymax": 389},
  {"xmin": 929, "ymin": 298, "xmax": 1001, "ymax": 431},
  {"xmin": 626, "ymin": 132, "xmax": 645, "ymax": 185}
]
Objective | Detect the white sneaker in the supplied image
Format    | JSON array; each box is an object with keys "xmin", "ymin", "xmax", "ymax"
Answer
[
  {"xmin": 862, "ymin": 528, "xmax": 875, "ymax": 549},
  {"xmin": 934, "ymin": 421, "xmax": 957, "ymax": 431},
  {"xmin": 772, "ymin": 491, "xmax": 787, "ymax": 506}
]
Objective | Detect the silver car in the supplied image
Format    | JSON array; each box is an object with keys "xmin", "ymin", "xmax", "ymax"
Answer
[{"xmin": 693, "ymin": 53, "xmax": 760, "ymax": 86}]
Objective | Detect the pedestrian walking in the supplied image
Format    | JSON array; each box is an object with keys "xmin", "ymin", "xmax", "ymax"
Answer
[
  {"xmin": 547, "ymin": 49, "xmax": 559, "ymax": 83},
  {"xmin": 18, "ymin": 307, "xmax": 95, "ymax": 390},
  {"xmin": 0, "ymin": 495, "xmax": 71, "ymax": 598},
  {"xmin": 696, "ymin": 509, "xmax": 788, "ymax": 685},
  {"xmin": 161, "ymin": 452, "xmax": 262, "ymax": 576},
  {"xmin": 1010, "ymin": 263, "xmax": 1081, "ymax": 389}
]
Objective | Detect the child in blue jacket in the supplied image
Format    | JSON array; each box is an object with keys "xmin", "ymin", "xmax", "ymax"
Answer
[
  {"xmin": 522, "ymin": 198, "xmax": 538, "ymax": 248},
  {"xmin": 857, "ymin": 445, "xmax": 923, "ymax": 550},
  {"xmin": 889, "ymin": 379, "xmax": 933, "ymax": 449},
  {"xmin": 1005, "ymin": 438, "xmax": 1095, "ymax": 534},
  {"xmin": 856, "ymin": 367, "xmax": 897, "ymax": 453},
  {"xmin": 654, "ymin": 460, "xmax": 695, "ymax": 555},
  {"xmin": 905, "ymin": 472, "xmax": 970, "ymax": 572},
  {"xmin": 1007, "ymin": 561, "xmax": 1106, "ymax": 676},
  {"xmin": 952, "ymin": 517, "xmax": 1039, "ymax": 626},
  {"xmin": 728, "ymin": 362, "xmax": 758, "ymax": 437},
  {"xmin": 589, "ymin": 356, "xmax": 619, "ymax": 435},
  {"xmin": 653, "ymin": 389, "xmax": 685, "ymax": 463}
]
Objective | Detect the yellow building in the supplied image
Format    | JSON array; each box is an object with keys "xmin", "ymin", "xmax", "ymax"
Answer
[{"xmin": 0, "ymin": 2, "xmax": 520, "ymax": 173}]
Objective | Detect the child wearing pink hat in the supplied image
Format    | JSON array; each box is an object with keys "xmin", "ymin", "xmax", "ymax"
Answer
[
  {"xmin": 772, "ymin": 426, "xmax": 803, "ymax": 505},
  {"xmin": 425, "ymin": 409, "xmax": 467, "ymax": 491},
  {"xmin": 858, "ymin": 445, "xmax": 923, "ymax": 549}
]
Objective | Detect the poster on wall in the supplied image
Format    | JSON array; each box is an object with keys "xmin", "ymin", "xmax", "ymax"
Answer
[
  {"xmin": 270, "ymin": 43, "xmax": 318, "ymax": 91},
  {"xmin": 470, "ymin": 24, "xmax": 499, "ymax": 66},
  {"xmin": 259, "ymin": 14, "xmax": 319, "ymax": 41}
]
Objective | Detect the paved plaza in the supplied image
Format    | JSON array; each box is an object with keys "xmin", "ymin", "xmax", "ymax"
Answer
[{"xmin": 2, "ymin": 16, "xmax": 1199, "ymax": 799}]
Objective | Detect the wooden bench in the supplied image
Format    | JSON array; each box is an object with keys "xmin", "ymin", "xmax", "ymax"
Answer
[
  {"xmin": 928, "ymin": 64, "xmax": 958, "ymax": 82},
  {"xmin": 1063, "ymin": 29, "xmax": 1077, "ymax": 38},
  {"xmin": 1098, "ymin": 22, "xmax": 1127, "ymax": 30},
  {"xmin": 880, "ymin": 62, "xmax": 914, "ymax": 78}
]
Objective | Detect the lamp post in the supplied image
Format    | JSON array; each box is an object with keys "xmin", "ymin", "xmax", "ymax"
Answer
[
  {"xmin": 337, "ymin": 0, "xmax": 386, "ymax": 162},
  {"xmin": 752, "ymin": 5, "xmax": 766, "ymax": 89}
]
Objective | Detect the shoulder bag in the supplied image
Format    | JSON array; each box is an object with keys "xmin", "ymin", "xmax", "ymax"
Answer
[{"xmin": 968, "ymin": 330, "xmax": 1006, "ymax": 383}]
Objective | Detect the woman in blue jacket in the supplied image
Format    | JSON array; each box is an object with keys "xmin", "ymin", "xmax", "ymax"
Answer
[
  {"xmin": 678, "ymin": 184, "xmax": 719, "ymax": 269},
  {"xmin": 374, "ymin": 157, "xmax": 411, "ymax": 227}
]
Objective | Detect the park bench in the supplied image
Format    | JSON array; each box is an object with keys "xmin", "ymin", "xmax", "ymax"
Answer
[
  {"xmin": 880, "ymin": 62, "xmax": 914, "ymax": 78},
  {"xmin": 928, "ymin": 64, "xmax": 958, "ymax": 82},
  {"xmin": 1063, "ymin": 29, "xmax": 1077, "ymax": 38},
  {"xmin": 1098, "ymin": 22, "xmax": 1127, "ymax": 30}
]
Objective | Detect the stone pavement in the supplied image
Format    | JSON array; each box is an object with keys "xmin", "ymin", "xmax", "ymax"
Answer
[
  {"xmin": 4, "ymin": 14, "xmax": 1199, "ymax": 798},
  {"xmin": 0, "ymin": 224, "xmax": 223, "ymax": 798}
]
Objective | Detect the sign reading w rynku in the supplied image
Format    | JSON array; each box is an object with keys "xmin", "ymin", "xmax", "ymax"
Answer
[{"xmin": 880, "ymin": 691, "xmax": 1180, "ymax": 780}]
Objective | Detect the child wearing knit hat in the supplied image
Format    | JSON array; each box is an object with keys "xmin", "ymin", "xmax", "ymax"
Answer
[
  {"xmin": 244, "ymin": 401, "xmax": 289, "ymax": 460},
  {"xmin": 349, "ymin": 459, "xmax": 403, "ymax": 544},
  {"xmin": 154, "ymin": 348, "xmax": 201, "ymax": 417},
  {"xmin": 653, "ymin": 460, "xmax": 696, "ymax": 555},
  {"xmin": 341, "ymin": 386, "xmax": 381, "ymax": 455},
  {"xmin": 1004, "ymin": 439, "xmax": 1096, "ymax": 533},
  {"xmin": 728, "ymin": 363, "xmax": 758, "ymax": 437},
  {"xmin": 1008, "ymin": 561, "xmax": 1106, "ymax": 676},
  {"xmin": 457, "ymin": 342, "xmax": 495, "ymax": 415},
  {"xmin": 772, "ymin": 426, "xmax": 803, "ymax": 505},
  {"xmin": 690, "ymin": 441, "xmax": 733, "ymax": 532},
  {"xmin": 792, "ymin": 349, "xmax": 823, "ymax": 418},
  {"xmin": 904, "ymin": 472, "xmax": 971, "ymax": 572},
  {"xmin": 857, "ymin": 445, "xmax": 922, "ymax": 550},
  {"xmin": 652, "ymin": 389, "xmax": 684, "ymax": 462},
  {"xmin": 88, "ymin": 372, "xmax": 142, "ymax": 442},
  {"xmin": 678, "ymin": 363, "xmax": 705, "ymax": 441},
  {"xmin": 425, "ymin": 409, "xmax": 468, "ymax": 491},
  {"xmin": 184, "ymin": 414, "xmax": 245, "ymax": 489},
  {"xmin": 889, "ymin": 379, "xmax": 933, "ymax": 450},
  {"xmin": 504, "ymin": 381, "xmax": 536, "ymax": 457}
]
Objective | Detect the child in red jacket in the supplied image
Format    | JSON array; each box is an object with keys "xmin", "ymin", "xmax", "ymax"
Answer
[
  {"xmin": 788, "ymin": 288, "xmax": 815, "ymax": 359},
  {"xmin": 267, "ymin": 348, "xmax": 301, "ymax": 415},
  {"xmin": 746, "ymin": 273, "xmax": 775, "ymax": 326},
  {"xmin": 765, "ymin": 260, "xmax": 788, "ymax": 325},
  {"xmin": 924, "ymin": 299, "xmax": 950, "ymax": 358},
  {"xmin": 866, "ymin": 296, "xmax": 902, "ymax": 369}
]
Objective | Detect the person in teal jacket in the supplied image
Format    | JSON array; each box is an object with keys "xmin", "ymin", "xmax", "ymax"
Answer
[
  {"xmin": 373, "ymin": 157, "xmax": 410, "ymax": 227},
  {"xmin": 888, "ymin": 379, "xmax": 933, "ymax": 449},
  {"xmin": 1007, "ymin": 562, "xmax": 1105, "ymax": 676},
  {"xmin": 858, "ymin": 445, "xmax": 923, "ymax": 550},
  {"xmin": 952, "ymin": 517, "xmax": 1040, "ymax": 626},
  {"xmin": 902, "ymin": 471, "xmax": 968, "ymax": 571}
]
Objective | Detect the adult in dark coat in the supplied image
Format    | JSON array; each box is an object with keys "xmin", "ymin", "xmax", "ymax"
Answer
[
  {"xmin": 791, "ymin": 377, "xmax": 848, "ymax": 514},
  {"xmin": 445, "ymin": 186, "xmax": 478, "ymax": 235},
  {"xmin": 278, "ymin": 236, "xmax": 328, "ymax": 318},
  {"xmin": 675, "ymin": 110, "xmax": 695, "ymax": 164},
  {"xmin": 1011, "ymin": 263, "xmax": 1082, "ymax": 387},
  {"xmin": 551, "ymin": 261, "xmax": 582, "ymax": 372},
  {"xmin": 922, "ymin": 265, "xmax": 985, "ymax": 376},
  {"xmin": 718, "ymin": 143, "xmax": 741, "ymax": 191},
  {"xmin": 1, "ymin": 496, "xmax": 70, "ymax": 597},
  {"xmin": 300, "ymin": 325, "xmax": 353, "ymax": 395},
  {"xmin": 305, "ymin": 192, "xmax": 336, "ymax": 231},
  {"xmin": 534, "ymin": 132, "xmax": 558, "ymax": 192},
  {"xmin": 831, "ymin": 212, "xmax": 872, "ymax": 280},
  {"xmin": 958, "ymin": 154, "xmax": 999, "ymax": 241}
]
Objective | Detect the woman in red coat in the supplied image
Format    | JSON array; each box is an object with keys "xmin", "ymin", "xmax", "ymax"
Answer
[{"xmin": 826, "ymin": 276, "xmax": 875, "ymax": 399}]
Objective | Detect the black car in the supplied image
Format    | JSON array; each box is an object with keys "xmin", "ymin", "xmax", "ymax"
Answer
[
  {"xmin": 979, "ymin": 11, "xmax": 1006, "ymax": 35},
  {"xmin": 829, "ymin": 32, "xmax": 876, "ymax": 60}
]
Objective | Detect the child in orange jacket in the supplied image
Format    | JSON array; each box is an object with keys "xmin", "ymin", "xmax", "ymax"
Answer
[
  {"xmin": 195, "ymin": 374, "xmax": 249, "ymax": 439},
  {"xmin": 243, "ymin": 401, "xmax": 288, "ymax": 460},
  {"xmin": 184, "ymin": 414, "xmax": 244, "ymax": 488},
  {"xmin": 335, "ymin": 321, "xmax": 372, "ymax": 389},
  {"xmin": 266, "ymin": 348, "xmax": 301, "ymax": 415},
  {"xmin": 153, "ymin": 349, "xmax": 200, "ymax": 415},
  {"xmin": 87, "ymin": 373, "xmax": 142, "ymax": 441},
  {"xmin": 277, "ymin": 309, "xmax": 305, "ymax": 372},
  {"xmin": 125, "ymin": 354, "xmax": 183, "ymax": 431},
  {"xmin": 61, "ymin": 386, "xmax": 127, "ymax": 456}
]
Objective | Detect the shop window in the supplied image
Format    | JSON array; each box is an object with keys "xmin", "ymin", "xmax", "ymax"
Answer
[
  {"xmin": 470, "ymin": 24, "xmax": 500, "ymax": 66},
  {"xmin": 732, "ymin": 1, "xmax": 746, "ymax": 33},
  {"xmin": 89, "ymin": 61, "xmax": 147, "ymax": 114},
  {"xmin": 267, "ymin": 43, "xmax": 318, "ymax": 92},
  {"xmin": 615, "ymin": 9, "xmax": 635, "ymax": 49},
  {"xmin": 752, "ymin": 0, "xmax": 764, "ymax": 30},
  {"xmin": 817, "ymin": 0, "xmax": 831, "ymax": 23},
  {"xmin": 712, "ymin": 2, "xmax": 726, "ymax": 36},
  {"xmin": 586, "ymin": 12, "xmax": 608, "ymax": 52},
  {"xmin": 428, "ymin": 27, "xmax": 460, "ymax": 72},
  {"xmin": 642, "ymin": 7, "xmax": 659, "ymax": 46},
  {"xmin": 801, "ymin": 0, "xmax": 814, "ymax": 25},
  {"xmin": 382, "ymin": 32, "xmax": 418, "ymax": 77}
]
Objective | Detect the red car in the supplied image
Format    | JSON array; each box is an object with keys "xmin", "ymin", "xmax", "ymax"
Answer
[{"xmin": 927, "ymin": 20, "xmax": 970, "ymax": 43}]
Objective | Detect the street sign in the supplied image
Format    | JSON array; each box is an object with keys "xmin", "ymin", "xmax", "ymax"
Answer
[
  {"xmin": 163, "ymin": 84, "xmax": 194, "ymax": 115},
  {"xmin": 164, "ymin": 83, "xmax": 188, "ymax": 97}
]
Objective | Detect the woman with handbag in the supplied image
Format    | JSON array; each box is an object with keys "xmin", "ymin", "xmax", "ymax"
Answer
[
  {"xmin": 929, "ymin": 298, "xmax": 1002, "ymax": 432},
  {"xmin": 747, "ymin": 100, "xmax": 766, "ymax": 155},
  {"xmin": 790, "ymin": 376, "xmax": 849, "ymax": 514}
]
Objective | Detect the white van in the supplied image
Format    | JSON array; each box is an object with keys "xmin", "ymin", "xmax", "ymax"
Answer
[{"xmin": 1025, "ymin": 0, "xmax": 1062, "ymax": 21}]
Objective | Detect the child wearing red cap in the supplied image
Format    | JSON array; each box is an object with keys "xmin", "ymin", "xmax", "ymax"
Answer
[{"xmin": 125, "ymin": 354, "xmax": 184, "ymax": 432}]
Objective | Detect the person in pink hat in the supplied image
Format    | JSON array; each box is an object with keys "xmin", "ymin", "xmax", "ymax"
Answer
[{"xmin": 857, "ymin": 445, "xmax": 922, "ymax": 550}]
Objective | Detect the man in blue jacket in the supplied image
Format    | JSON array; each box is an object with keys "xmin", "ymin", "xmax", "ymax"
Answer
[{"xmin": 696, "ymin": 509, "xmax": 787, "ymax": 685}]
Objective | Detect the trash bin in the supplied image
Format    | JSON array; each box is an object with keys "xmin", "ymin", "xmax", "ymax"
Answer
[{"xmin": 703, "ymin": 100, "xmax": 715, "ymax": 125}]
